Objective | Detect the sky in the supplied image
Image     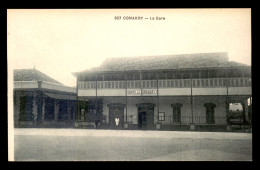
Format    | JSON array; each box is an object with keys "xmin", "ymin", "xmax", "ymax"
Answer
[{"xmin": 7, "ymin": 9, "xmax": 251, "ymax": 87}]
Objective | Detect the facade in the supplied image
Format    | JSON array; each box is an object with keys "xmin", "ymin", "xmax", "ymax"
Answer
[
  {"xmin": 13, "ymin": 68, "xmax": 77, "ymax": 128},
  {"xmin": 73, "ymin": 52, "xmax": 252, "ymax": 130}
]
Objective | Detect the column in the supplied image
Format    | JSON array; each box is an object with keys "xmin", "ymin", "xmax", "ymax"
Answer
[
  {"xmin": 68, "ymin": 101, "xmax": 71, "ymax": 121},
  {"xmin": 54, "ymin": 99, "xmax": 59, "ymax": 121},
  {"xmin": 32, "ymin": 96, "xmax": 38, "ymax": 124},
  {"xmin": 14, "ymin": 92, "xmax": 20, "ymax": 126},
  {"xmin": 244, "ymin": 99, "xmax": 249, "ymax": 121},
  {"xmin": 42, "ymin": 98, "xmax": 45, "ymax": 122}
]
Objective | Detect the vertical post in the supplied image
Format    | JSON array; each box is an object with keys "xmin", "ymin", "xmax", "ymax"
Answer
[
  {"xmin": 68, "ymin": 101, "xmax": 71, "ymax": 121},
  {"xmin": 226, "ymin": 69, "xmax": 231, "ymax": 130},
  {"xmin": 226, "ymin": 70, "xmax": 229, "ymax": 114},
  {"xmin": 140, "ymin": 71, "xmax": 143, "ymax": 97},
  {"xmin": 125, "ymin": 74, "xmax": 128, "ymax": 123},
  {"xmin": 42, "ymin": 97, "xmax": 45, "ymax": 123},
  {"xmin": 190, "ymin": 73, "xmax": 193, "ymax": 124},
  {"xmin": 32, "ymin": 95, "xmax": 38, "ymax": 124},
  {"xmin": 95, "ymin": 74, "xmax": 98, "ymax": 124},
  {"xmin": 157, "ymin": 72, "xmax": 159, "ymax": 122},
  {"xmin": 76, "ymin": 75, "xmax": 79, "ymax": 122}
]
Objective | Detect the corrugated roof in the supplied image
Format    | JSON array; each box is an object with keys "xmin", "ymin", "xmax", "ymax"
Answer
[
  {"xmin": 14, "ymin": 69, "xmax": 62, "ymax": 85},
  {"xmin": 77, "ymin": 52, "xmax": 247, "ymax": 74}
]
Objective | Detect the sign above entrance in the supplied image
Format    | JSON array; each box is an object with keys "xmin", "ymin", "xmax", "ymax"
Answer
[{"xmin": 127, "ymin": 89, "xmax": 157, "ymax": 96}]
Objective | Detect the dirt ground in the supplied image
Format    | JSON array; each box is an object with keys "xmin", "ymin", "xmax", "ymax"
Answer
[{"xmin": 13, "ymin": 129, "xmax": 252, "ymax": 161}]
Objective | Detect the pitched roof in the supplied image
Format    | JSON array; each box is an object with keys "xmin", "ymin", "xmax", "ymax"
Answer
[
  {"xmin": 77, "ymin": 52, "xmax": 247, "ymax": 74},
  {"xmin": 14, "ymin": 68, "xmax": 62, "ymax": 85}
]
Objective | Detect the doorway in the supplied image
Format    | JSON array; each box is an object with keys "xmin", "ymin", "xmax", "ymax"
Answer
[
  {"xmin": 136, "ymin": 103, "xmax": 155, "ymax": 130},
  {"xmin": 138, "ymin": 111, "xmax": 147, "ymax": 129},
  {"xmin": 108, "ymin": 103, "xmax": 125, "ymax": 129}
]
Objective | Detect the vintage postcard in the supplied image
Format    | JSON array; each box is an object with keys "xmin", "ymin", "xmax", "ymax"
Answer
[{"xmin": 8, "ymin": 8, "xmax": 252, "ymax": 161}]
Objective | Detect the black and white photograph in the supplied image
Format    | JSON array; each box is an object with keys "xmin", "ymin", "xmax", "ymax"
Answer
[{"xmin": 7, "ymin": 8, "xmax": 252, "ymax": 161}]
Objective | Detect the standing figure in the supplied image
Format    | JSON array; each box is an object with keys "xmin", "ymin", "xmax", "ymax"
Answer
[{"xmin": 115, "ymin": 117, "xmax": 120, "ymax": 130}]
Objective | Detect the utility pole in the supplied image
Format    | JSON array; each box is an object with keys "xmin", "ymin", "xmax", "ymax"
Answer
[{"xmin": 190, "ymin": 73, "xmax": 193, "ymax": 124}]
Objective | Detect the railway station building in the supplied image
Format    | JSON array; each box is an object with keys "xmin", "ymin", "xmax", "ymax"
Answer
[
  {"xmin": 73, "ymin": 52, "xmax": 252, "ymax": 130},
  {"xmin": 13, "ymin": 68, "xmax": 77, "ymax": 128}
]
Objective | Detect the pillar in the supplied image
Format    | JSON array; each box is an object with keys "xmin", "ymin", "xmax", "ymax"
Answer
[
  {"xmin": 32, "ymin": 97, "xmax": 38, "ymax": 124},
  {"xmin": 68, "ymin": 101, "xmax": 71, "ymax": 121},
  {"xmin": 244, "ymin": 99, "xmax": 249, "ymax": 121},
  {"xmin": 14, "ymin": 92, "xmax": 20, "ymax": 126},
  {"xmin": 54, "ymin": 99, "xmax": 59, "ymax": 121},
  {"xmin": 42, "ymin": 98, "xmax": 45, "ymax": 122}
]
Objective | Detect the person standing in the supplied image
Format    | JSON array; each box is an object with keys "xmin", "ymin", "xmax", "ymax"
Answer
[{"xmin": 115, "ymin": 117, "xmax": 120, "ymax": 130}]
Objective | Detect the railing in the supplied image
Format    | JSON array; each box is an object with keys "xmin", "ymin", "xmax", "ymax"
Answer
[
  {"xmin": 78, "ymin": 77, "xmax": 251, "ymax": 90},
  {"xmin": 124, "ymin": 115, "xmax": 227, "ymax": 125},
  {"xmin": 41, "ymin": 81, "xmax": 76, "ymax": 93},
  {"xmin": 14, "ymin": 81, "xmax": 38, "ymax": 89}
]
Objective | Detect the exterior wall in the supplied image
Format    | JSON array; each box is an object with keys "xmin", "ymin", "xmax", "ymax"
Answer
[
  {"xmin": 78, "ymin": 85, "xmax": 251, "ymax": 97},
  {"xmin": 99, "ymin": 95, "xmax": 228, "ymax": 126},
  {"xmin": 13, "ymin": 89, "xmax": 76, "ymax": 128}
]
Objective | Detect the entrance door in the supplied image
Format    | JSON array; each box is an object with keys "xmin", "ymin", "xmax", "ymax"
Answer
[
  {"xmin": 138, "ymin": 111, "xmax": 147, "ymax": 129},
  {"xmin": 204, "ymin": 103, "xmax": 216, "ymax": 124},
  {"xmin": 108, "ymin": 103, "xmax": 125, "ymax": 129}
]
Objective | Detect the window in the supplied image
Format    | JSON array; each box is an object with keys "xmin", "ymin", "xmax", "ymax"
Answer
[
  {"xmin": 158, "ymin": 72, "xmax": 166, "ymax": 79},
  {"xmin": 208, "ymin": 70, "xmax": 217, "ymax": 78},
  {"xmin": 204, "ymin": 103, "xmax": 216, "ymax": 124},
  {"xmin": 167, "ymin": 73, "xmax": 174, "ymax": 79},
  {"xmin": 201, "ymin": 71, "xmax": 208, "ymax": 78},
  {"xmin": 84, "ymin": 75, "xmax": 90, "ymax": 81},
  {"xmin": 158, "ymin": 112, "xmax": 165, "ymax": 121},
  {"xmin": 78, "ymin": 75, "xmax": 84, "ymax": 81},
  {"xmin": 192, "ymin": 72, "xmax": 199, "ymax": 79},
  {"xmin": 134, "ymin": 74, "xmax": 140, "ymax": 80},
  {"xmin": 127, "ymin": 73, "xmax": 134, "ymax": 80},
  {"xmin": 171, "ymin": 103, "xmax": 182, "ymax": 123},
  {"xmin": 149, "ymin": 73, "xmax": 157, "ymax": 80},
  {"xmin": 217, "ymin": 70, "xmax": 226, "ymax": 78},
  {"xmin": 143, "ymin": 73, "xmax": 149, "ymax": 80},
  {"xmin": 175, "ymin": 72, "xmax": 181, "ymax": 79},
  {"xmin": 97, "ymin": 75, "xmax": 103, "ymax": 81},
  {"xmin": 183, "ymin": 72, "xmax": 190, "ymax": 79},
  {"xmin": 89, "ymin": 75, "xmax": 96, "ymax": 81}
]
